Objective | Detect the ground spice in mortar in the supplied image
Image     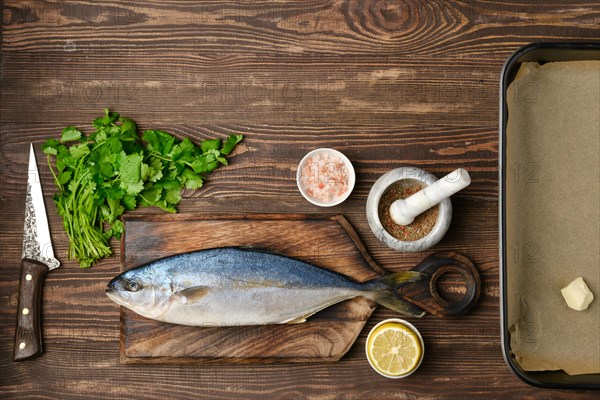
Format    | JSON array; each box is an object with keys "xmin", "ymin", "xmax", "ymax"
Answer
[{"xmin": 378, "ymin": 179, "xmax": 439, "ymax": 241}]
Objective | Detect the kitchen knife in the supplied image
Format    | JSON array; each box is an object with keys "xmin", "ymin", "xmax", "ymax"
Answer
[{"xmin": 13, "ymin": 144, "xmax": 60, "ymax": 361}]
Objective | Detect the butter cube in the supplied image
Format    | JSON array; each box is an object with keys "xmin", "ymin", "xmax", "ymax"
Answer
[{"xmin": 561, "ymin": 277, "xmax": 594, "ymax": 311}]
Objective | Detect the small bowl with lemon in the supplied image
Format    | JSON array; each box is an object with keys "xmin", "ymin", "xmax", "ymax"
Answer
[{"xmin": 365, "ymin": 318, "xmax": 424, "ymax": 379}]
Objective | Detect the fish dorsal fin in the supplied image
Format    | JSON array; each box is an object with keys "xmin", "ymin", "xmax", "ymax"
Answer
[{"xmin": 174, "ymin": 286, "xmax": 210, "ymax": 304}]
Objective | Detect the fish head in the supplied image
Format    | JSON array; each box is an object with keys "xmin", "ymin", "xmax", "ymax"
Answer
[{"xmin": 105, "ymin": 266, "xmax": 172, "ymax": 318}]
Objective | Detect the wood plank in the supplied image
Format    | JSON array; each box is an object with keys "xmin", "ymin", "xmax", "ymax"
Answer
[{"xmin": 2, "ymin": 1, "xmax": 598, "ymax": 56}]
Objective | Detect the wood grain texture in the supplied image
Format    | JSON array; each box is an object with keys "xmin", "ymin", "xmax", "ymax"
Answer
[
  {"xmin": 1, "ymin": 0, "xmax": 599, "ymax": 398},
  {"xmin": 13, "ymin": 259, "xmax": 48, "ymax": 361}
]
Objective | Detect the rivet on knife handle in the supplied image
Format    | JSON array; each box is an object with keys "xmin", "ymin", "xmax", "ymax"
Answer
[{"xmin": 14, "ymin": 259, "xmax": 49, "ymax": 361}]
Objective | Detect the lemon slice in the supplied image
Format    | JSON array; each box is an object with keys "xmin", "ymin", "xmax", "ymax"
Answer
[{"xmin": 366, "ymin": 321, "xmax": 423, "ymax": 377}]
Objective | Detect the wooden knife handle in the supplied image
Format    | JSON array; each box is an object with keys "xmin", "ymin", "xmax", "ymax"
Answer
[{"xmin": 14, "ymin": 259, "xmax": 49, "ymax": 361}]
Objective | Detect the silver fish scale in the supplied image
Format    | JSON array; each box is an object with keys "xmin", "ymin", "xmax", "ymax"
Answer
[{"xmin": 22, "ymin": 184, "xmax": 59, "ymax": 270}]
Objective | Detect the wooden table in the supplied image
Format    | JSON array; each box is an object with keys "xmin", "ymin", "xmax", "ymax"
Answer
[{"xmin": 1, "ymin": 1, "xmax": 598, "ymax": 399}]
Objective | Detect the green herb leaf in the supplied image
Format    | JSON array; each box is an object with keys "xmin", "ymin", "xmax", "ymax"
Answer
[
  {"xmin": 58, "ymin": 170, "xmax": 72, "ymax": 185},
  {"xmin": 107, "ymin": 197, "xmax": 125, "ymax": 223},
  {"xmin": 110, "ymin": 219, "xmax": 125, "ymax": 239},
  {"xmin": 93, "ymin": 108, "xmax": 119, "ymax": 128},
  {"xmin": 120, "ymin": 179, "xmax": 144, "ymax": 196},
  {"xmin": 60, "ymin": 127, "xmax": 83, "ymax": 142},
  {"xmin": 119, "ymin": 153, "xmax": 142, "ymax": 183},
  {"xmin": 43, "ymin": 110, "xmax": 243, "ymax": 268},
  {"xmin": 181, "ymin": 168, "xmax": 203, "ymax": 190},
  {"xmin": 42, "ymin": 139, "xmax": 60, "ymax": 155},
  {"xmin": 143, "ymin": 130, "xmax": 176, "ymax": 156},
  {"xmin": 188, "ymin": 153, "xmax": 218, "ymax": 174},
  {"xmin": 146, "ymin": 157, "xmax": 164, "ymax": 182},
  {"xmin": 164, "ymin": 187, "xmax": 182, "ymax": 204},
  {"xmin": 118, "ymin": 117, "xmax": 138, "ymax": 141},
  {"xmin": 122, "ymin": 195, "xmax": 137, "ymax": 210},
  {"xmin": 201, "ymin": 139, "xmax": 221, "ymax": 153},
  {"xmin": 221, "ymin": 134, "xmax": 243, "ymax": 155},
  {"xmin": 69, "ymin": 143, "xmax": 90, "ymax": 159},
  {"xmin": 170, "ymin": 137, "xmax": 196, "ymax": 163}
]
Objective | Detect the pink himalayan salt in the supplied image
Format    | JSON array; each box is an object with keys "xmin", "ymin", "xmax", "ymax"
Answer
[{"xmin": 300, "ymin": 152, "xmax": 349, "ymax": 203}]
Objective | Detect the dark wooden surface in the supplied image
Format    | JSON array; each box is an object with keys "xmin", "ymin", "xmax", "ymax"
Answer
[{"xmin": 1, "ymin": 1, "xmax": 598, "ymax": 399}]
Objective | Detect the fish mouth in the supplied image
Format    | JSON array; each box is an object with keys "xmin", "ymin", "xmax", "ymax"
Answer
[
  {"xmin": 105, "ymin": 287, "xmax": 126, "ymax": 303},
  {"xmin": 105, "ymin": 280, "xmax": 130, "ymax": 305}
]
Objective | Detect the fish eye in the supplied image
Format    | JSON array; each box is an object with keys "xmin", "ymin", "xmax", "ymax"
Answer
[{"xmin": 126, "ymin": 280, "xmax": 141, "ymax": 292}]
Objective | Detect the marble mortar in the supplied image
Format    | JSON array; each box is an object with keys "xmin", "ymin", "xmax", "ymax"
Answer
[{"xmin": 366, "ymin": 167, "xmax": 452, "ymax": 252}]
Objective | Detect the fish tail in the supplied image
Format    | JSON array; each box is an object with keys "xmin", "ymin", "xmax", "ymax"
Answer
[{"xmin": 365, "ymin": 271, "xmax": 427, "ymax": 318}]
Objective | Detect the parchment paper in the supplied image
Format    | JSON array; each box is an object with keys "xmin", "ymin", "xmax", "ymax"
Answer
[{"xmin": 506, "ymin": 60, "xmax": 600, "ymax": 375}]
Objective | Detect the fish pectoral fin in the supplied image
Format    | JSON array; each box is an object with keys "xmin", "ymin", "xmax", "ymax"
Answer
[
  {"xmin": 174, "ymin": 286, "xmax": 210, "ymax": 304},
  {"xmin": 281, "ymin": 298, "xmax": 348, "ymax": 324},
  {"xmin": 284, "ymin": 316, "xmax": 308, "ymax": 324}
]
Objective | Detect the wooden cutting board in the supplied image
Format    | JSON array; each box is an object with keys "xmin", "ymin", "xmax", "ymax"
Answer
[{"xmin": 119, "ymin": 213, "xmax": 389, "ymax": 364}]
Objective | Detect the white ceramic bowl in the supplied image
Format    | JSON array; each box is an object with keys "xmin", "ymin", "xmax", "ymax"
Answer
[
  {"xmin": 296, "ymin": 148, "xmax": 355, "ymax": 207},
  {"xmin": 366, "ymin": 167, "xmax": 452, "ymax": 252},
  {"xmin": 365, "ymin": 318, "xmax": 425, "ymax": 379}
]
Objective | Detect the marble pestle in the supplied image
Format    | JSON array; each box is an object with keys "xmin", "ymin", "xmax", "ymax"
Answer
[{"xmin": 389, "ymin": 169, "xmax": 471, "ymax": 226}]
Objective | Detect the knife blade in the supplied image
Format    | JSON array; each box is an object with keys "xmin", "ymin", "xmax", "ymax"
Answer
[{"xmin": 14, "ymin": 144, "xmax": 60, "ymax": 361}]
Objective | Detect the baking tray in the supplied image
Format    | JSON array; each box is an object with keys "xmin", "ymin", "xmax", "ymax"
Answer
[{"xmin": 499, "ymin": 42, "xmax": 600, "ymax": 390}]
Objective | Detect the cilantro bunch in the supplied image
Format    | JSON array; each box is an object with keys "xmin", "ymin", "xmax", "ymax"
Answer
[{"xmin": 42, "ymin": 109, "xmax": 243, "ymax": 268}]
